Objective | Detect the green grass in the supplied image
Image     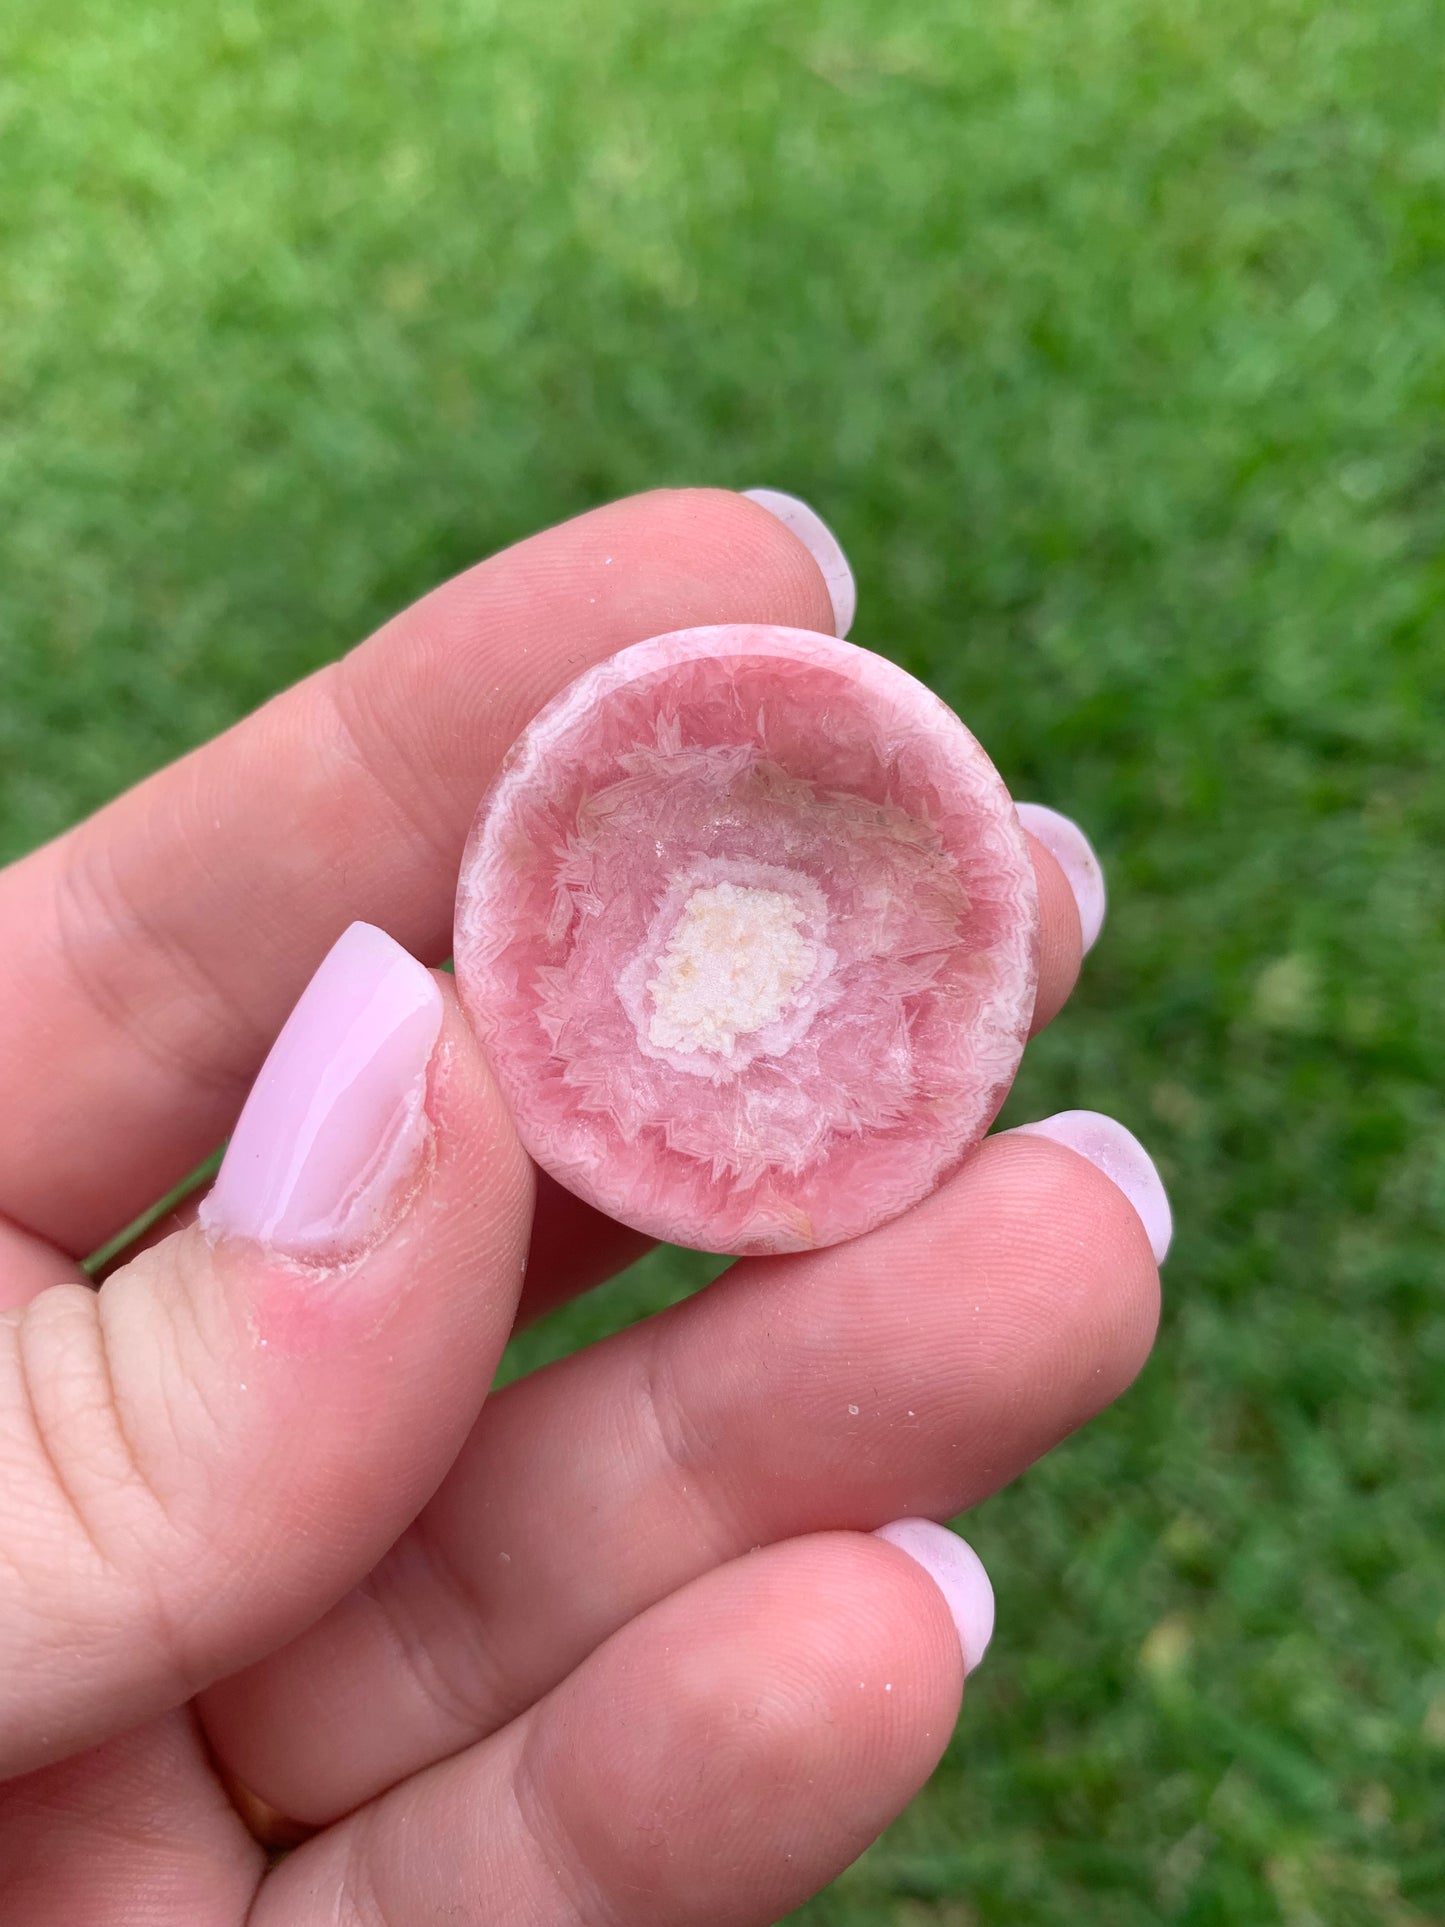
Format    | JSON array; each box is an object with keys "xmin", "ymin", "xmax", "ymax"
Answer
[{"xmin": 4, "ymin": 0, "xmax": 1444, "ymax": 1918}]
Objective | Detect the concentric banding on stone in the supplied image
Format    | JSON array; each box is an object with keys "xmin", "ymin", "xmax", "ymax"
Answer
[{"xmin": 454, "ymin": 624, "xmax": 1039, "ymax": 1255}]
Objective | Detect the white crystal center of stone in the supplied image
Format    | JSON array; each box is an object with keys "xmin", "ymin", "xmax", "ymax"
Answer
[{"xmin": 645, "ymin": 882, "xmax": 817, "ymax": 1059}]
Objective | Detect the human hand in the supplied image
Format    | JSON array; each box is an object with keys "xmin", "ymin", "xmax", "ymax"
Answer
[{"xmin": 0, "ymin": 490, "xmax": 1165, "ymax": 1924}]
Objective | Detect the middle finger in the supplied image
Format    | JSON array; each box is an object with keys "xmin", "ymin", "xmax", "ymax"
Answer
[{"xmin": 87, "ymin": 825, "xmax": 1090, "ymax": 1316}]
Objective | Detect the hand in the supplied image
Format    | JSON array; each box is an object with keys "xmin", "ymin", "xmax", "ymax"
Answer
[{"xmin": 0, "ymin": 490, "xmax": 1163, "ymax": 1925}]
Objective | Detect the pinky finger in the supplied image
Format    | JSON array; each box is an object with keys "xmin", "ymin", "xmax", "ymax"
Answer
[{"xmin": 252, "ymin": 1525, "xmax": 993, "ymax": 1927}]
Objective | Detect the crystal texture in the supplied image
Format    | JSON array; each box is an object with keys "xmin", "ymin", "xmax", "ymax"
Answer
[{"xmin": 454, "ymin": 625, "xmax": 1039, "ymax": 1255}]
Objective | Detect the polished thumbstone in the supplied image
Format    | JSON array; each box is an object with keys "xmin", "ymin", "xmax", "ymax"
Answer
[{"xmin": 454, "ymin": 624, "xmax": 1039, "ymax": 1255}]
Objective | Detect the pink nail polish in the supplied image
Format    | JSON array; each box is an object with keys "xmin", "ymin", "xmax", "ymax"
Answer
[
  {"xmin": 1015, "ymin": 803, "xmax": 1107, "ymax": 954},
  {"xmin": 742, "ymin": 488, "xmax": 857, "ymax": 638},
  {"xmin": 1011, "ymin": 1109, "xmax": 1172, "ymax": 1262},
  {"xmin": 199, "ymin": 924, "xmax": 442, "ymax": 1263},
  {"xmin": 874, "ymin": 1518, "xmax": 995, "ymax": 1674}
]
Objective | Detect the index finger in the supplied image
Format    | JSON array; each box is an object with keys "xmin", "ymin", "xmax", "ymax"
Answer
[{"xmin": 0, "ymin": 490, "xmax": 837, "ymax": 1256}]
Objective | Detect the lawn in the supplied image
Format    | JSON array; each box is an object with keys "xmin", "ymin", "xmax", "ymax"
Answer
[{"xmin": 3, "ymin": 0, "xmax": 1444, "ymax": 1919}]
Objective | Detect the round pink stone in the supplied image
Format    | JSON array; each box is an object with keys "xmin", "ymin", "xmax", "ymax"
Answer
[{"xmin": 454, "ymin": 625, "xmax": 1039, "ymax": 1255}]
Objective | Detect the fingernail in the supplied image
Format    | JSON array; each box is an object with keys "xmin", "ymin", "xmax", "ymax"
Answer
[
  {"xmin": 742, "ymin": 488, "xmax": 857, "ymax": 638},
  {"xmin": 873, "ymin": 1519, "xmax": 995, "ymax": 1675},
  {"xmin": 1010, "ymin": 1110, "xmax": 1173, "ymax": 1262},
  {"xmin": 199, "ymin": 923, "xmax": 443, "ymax": 1263},
  {"xmin": 1015, "ymin": 803, "xmax": 1107, "ymax": 954}
]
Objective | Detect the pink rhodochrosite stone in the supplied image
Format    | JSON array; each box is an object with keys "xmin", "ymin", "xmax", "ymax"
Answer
[{"xmin": 454, "ymin": 625, "xmax": 1038, "ymax": 1255}]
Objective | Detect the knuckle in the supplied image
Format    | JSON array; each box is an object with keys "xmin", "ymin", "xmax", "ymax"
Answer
[
  {"xmin": 513, "ymin": 1737, "xmax": 633, "ymax": 1927},
  {"xmin": 2, "ymin": 1248, "xmax": 228, "ymax": 1692},
  {"xmin": 334, "ymin": 1814, "xmax": 398, "ymax": 1927},
  {"xmin": 634, "ymin": 1326, "xmax": 739, "ymax": 1556},
  {"xmin": 8, "ymin": 1283, "xmax": 165, "ymax": 1572},
  {"xmin": 516, "ymin": 1612, "xmax": 846, "ymax": 1927},
  {"xmin": 49, "ymin": 828, "xmax": 258, "ymax": 1102},
  {"xmin": 362, "ymin": 1528, "xmax": 519, "ymax": 1744}
]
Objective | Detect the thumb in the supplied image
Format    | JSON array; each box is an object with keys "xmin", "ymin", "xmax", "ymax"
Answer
[{"xmin": 0, "ymin": 923, "xmax": 531, "ymax": 1779}]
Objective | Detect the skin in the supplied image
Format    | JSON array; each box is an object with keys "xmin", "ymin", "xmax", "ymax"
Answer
[{"xmin": 0, "ymin": 490, "xmax": 1159, "ymax": 1924}]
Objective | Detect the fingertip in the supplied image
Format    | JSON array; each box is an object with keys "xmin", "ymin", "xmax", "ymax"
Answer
[
  {"xmin": 1010, "ymin": 1110, "xmax": 1172, "ymax": 1264},
  {"xmin": 1016, "ymin": 804, "xmax": 1107, "ymax": 954},
  {"xmin": 198, "ymin": 923, "xmax": 442, "ymax": 1267},
  {"xmin": 740, "ymin": 488, "xmax": 857, "ymax": 637},
  {"xmin": 873, "ymin": 1519, "xmax": 995, "ymax": 1676},
  {"xmin": 1024, "ymin": 832, "xmax": 1085, "ymax": 1031},
  {"xmin": 579, "ymin": 487, "xmax": 840, "ymax": 640}
]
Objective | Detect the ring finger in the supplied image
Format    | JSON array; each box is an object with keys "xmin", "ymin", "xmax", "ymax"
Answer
[
  {"xmin": 251, "ymin": 1529, "xmax": 982, "ymax": 1927},
  {"xmin": 202, "ymin": 1114, "xmax": 1166, "ymax": 1824}
]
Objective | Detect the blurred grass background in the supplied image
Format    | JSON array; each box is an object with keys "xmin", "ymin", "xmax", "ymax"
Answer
[{"xmin": 3, "ymin": 0, "xmax": 1444, "ymax": 1918}]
